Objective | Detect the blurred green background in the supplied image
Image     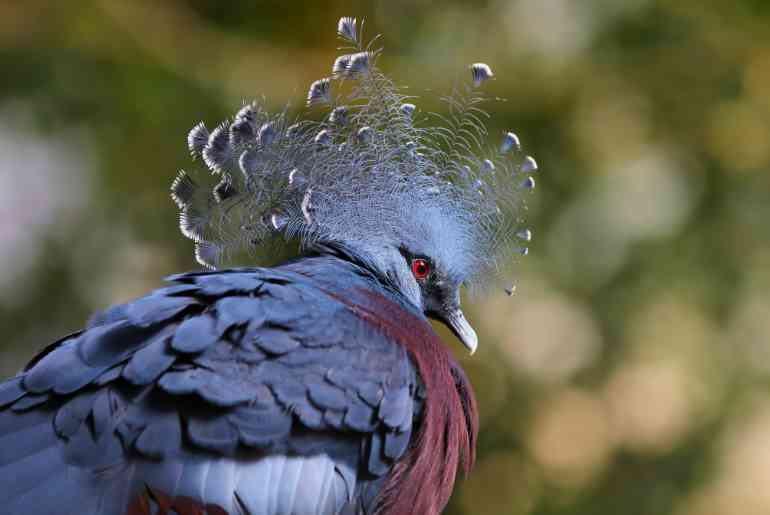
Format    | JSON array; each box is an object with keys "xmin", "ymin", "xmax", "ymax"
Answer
[{"xmin": 1, "ymin": 1, "xmax": 769, "ymax": 514}]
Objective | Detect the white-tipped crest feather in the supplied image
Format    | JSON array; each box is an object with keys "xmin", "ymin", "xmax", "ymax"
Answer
[{"xmin": 173, "ymin": 17, "xmax": 537, "ymax": 292}]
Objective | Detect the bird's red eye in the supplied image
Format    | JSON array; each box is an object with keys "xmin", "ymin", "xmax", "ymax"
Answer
[{"xmin": 411, "ymin": 258, "xmax": 430, "ymax": 280}]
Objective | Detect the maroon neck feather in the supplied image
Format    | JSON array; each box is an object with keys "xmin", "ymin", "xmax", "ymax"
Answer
[{"xmin": 352, "ymin": 289, "xmax": 479, "ymax": 515}]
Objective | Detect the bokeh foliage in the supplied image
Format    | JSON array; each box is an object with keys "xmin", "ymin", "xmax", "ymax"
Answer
[{"xmin": 1, "ymin": 1, "xmax": 769, "ymax": 514}]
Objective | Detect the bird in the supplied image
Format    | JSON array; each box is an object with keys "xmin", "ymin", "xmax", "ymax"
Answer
[{"xmin": 0, "ymin": 16, "xmax": 537, "ymax": 515}]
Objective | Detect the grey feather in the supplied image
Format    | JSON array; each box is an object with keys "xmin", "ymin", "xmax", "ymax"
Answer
[
  {"xmin": 253, "ymin": 328, "xmax": 300, "ymax": 355},
  {"xmin": 157, "ymin": 369, "xmax": 205, "ymax": 395},
  {"xmin": 170, "ymin": 314, "xmax": 221, "ymax": 354},
  {"xmin": 295, "ymin": 403, "xmax": 325, "ymax": 430},
  {"xmin": 366, "ymin": 432, "xmax": 390, "ymax": 476},
  {"xmin": 94, "ymin": 365, "xmax": 123, "ymax": 386},
  {"xmin": 203, "ymin": 123, "xmax": 233, "ymax": 172},
  {"xmin": 10, "ymin": 393, "xmax": 50, "ymax": 412},
  {"xmin": 90, "ymin": 390, "xmax": 113, "ymax": 439},
  {"xmin": 122, "ymin": 327, "xmax": 177, "ymax": 385},
  {"xmin": 188, "ymin": 122, "xmax": 209, "ymax": 158},
  {"xmin": 54, "ymin": 390, "xmax": 97, "ymax": 438},
  {"xmin": 344, "ymin": 402, "xmax": 375, "ymax": 432},
  {"xmin": 123, "ymin": 294, "xmax": 197, "ymax": 328},
  {"xmin": 231, "ymin": 405, "xmax": 292, "ymax": 448},
  {"xmin": 135, "ymin": 412, "xmax": 182, "ymax": 459},
  {"xmin": 0, "ymin": 446, "xmax": 63, "ymax": 504},
  {"xmin": 196, "ymin": 374, "xmax": 253, "ymax": 408},
  {"xmin": 379, "ymin": 386, "xmax": 411, "ymax": 429},
  {"xmin": 187, "ymin": 416, "xmax": 239, "ymax": 454},
  {"xmin": 22, "ymin": 339, "xmax": 104, "ymax": 395},
  {"xmin": 0, "ymin": 416, "xmax": 55, "ymax": 466},
  {"xmin": 384, "ymin": 430, "xmax": 410, "ymax": 459},
  {"xmin": 0, "ymin": 377, "xmax": 25, "ymax": 408},
  {"xmin": 307, "ymin": 381, "xmax": 349, "ymax": 411},
  {"xmin": 214, "ymin": 296, "xmax": 265, "ymax": 331}
]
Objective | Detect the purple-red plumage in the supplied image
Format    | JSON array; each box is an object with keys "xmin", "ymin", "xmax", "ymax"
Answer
[{"xmin": 338, "ymin": 288, "xmax": 479, "ymax": 515}]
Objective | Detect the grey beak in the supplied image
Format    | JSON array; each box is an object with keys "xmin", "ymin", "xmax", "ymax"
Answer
[{"xmin": 444, "ymin": 309, "xmax": 479, "ymax": 355}]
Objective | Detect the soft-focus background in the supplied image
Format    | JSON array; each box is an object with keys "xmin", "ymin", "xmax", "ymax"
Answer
[{"xmin": 1, "ymin": 1, "xmax": 769, "ymax": 514}]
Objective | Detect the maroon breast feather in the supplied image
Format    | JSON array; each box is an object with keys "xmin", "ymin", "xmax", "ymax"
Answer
[{"xmin": 332, "ymin": 287, "xmax": 479, "ymax": 515}]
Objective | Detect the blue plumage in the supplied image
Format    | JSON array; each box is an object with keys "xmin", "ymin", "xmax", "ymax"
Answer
[{"xmin": 0, "ymin": 255, "xmax": 425, "ymax": 513}]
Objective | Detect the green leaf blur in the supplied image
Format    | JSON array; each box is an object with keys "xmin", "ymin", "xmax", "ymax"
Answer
[{"xmin": 0, "ymin": 2, "xmax": 768, "ymax": 514}]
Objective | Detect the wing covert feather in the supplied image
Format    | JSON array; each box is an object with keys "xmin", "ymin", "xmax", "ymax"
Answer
[{"xmin": 0, "ymin": 259, "xmax": 423, "ymax": 514}]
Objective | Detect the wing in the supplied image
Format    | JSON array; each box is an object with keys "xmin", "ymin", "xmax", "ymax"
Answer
[{"xmin": 0, "ymin": 265, "xmax": 422, "ymax": 515}]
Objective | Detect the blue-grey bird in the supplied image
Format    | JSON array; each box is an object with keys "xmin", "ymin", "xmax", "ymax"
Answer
[{"xmin": 0, "ymin": 16, "xmax": 537, "ymax": 515}]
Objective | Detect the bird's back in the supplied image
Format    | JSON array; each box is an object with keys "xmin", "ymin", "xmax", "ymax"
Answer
[{"xmin": 0, "ymin": 255, "xmax": 436, "ymax": 515}]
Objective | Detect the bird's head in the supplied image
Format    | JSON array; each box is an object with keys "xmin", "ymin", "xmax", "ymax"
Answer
[
  {"xmin": 385, "ymin": 242, "xmax": 479, "ymax": 355},
  {"xmin": 172, "ymin": 17, "xmax": 536, "ymax": 354},
  {"xmin": 325, "ymin": 201, "xmax": 480, "ymax": 353}
]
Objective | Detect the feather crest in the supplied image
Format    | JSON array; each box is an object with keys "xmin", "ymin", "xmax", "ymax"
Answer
[{"xmin": 173, "ymin": 17, "xmax": 537, "ymax": 290}]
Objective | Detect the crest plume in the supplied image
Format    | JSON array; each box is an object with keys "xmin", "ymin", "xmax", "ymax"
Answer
[{"xmin": 174, "ymin": 17, "xmax": 537, "ymax": 291}]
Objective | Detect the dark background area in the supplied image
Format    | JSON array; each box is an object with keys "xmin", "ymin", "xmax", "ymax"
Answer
[{"xmin": 1, "ymin": 1, "xmax": 769, "ymax": 514}]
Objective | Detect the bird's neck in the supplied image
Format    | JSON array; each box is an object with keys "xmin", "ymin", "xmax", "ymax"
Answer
[
  {"xmin": 293, "ymin": 243, "xmax": 423, "ymax": 316},
  {"xmin": 283, "ymin": 253, "xmax": 478, "ymax": 515}
]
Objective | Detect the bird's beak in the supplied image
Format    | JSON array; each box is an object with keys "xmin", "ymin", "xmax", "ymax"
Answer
[{"xmin": 444, "ymin": 309, "xmax": 478, "ymax": 355}]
